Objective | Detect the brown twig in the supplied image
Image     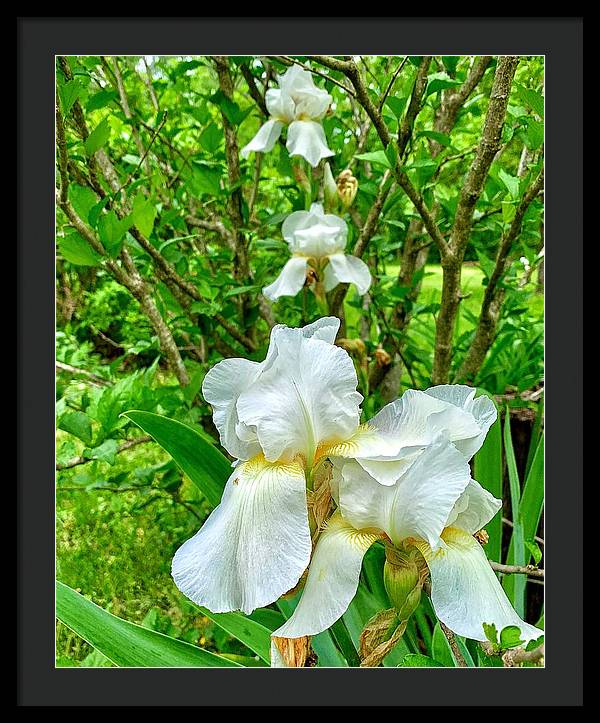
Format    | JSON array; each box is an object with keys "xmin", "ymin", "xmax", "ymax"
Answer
[
  {"xmin": 56, "ymin": 361, "xmax": 111, "ymax": 387},
  {"xmin": 454, "ymin": 168, "xmax": 544, "ymax": 383},
  {"xmin": 56, "ymin": 436, "xmax": 152, "ymax": 471},
  {"xmin": 439, "ymin": 621, "xmax": 468, "ymax": 667},
  {"xmin": 272, "ymin": 56, "xmax": 356, "ymax": 97},
  {"xmin": 490, "ymin": 561, "xmax": 544, "ymax": 579},
  {"xmin": 502, "ymin": 643, "xmax": 544, "ymax": 667},
  {"xmin": 378, "ymin": 57, "xmax": 409, "ymax": 111}
]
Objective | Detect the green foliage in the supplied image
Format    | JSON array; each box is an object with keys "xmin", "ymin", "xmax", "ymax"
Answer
[
  {"xmin": 56, "ymin": 54, "xmax": 544, "ymax": 668},
  {"xmin": 123, "ymin": 411, "xmax": 230, "ymax": 508},
  {"xmin": 56, "ymin": 582, "xmax": 239, "ymax": 667}
]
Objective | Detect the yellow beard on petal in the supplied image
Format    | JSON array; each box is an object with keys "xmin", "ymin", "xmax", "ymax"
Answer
[{"xmin": 316, "ymin": 423, "xmax": 377, "ymax": 460}]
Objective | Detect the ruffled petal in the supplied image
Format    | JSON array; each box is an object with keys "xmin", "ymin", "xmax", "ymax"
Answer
[
  {"xmin": 328, "ymin": 388, "xmax": 478, "ymax": 488},
  {"xmin": 262, "ymin": 256, "xmax": 309, "ymax": 301},
  {"xmin": 416, "ymin": 527, "xmax": 543, "ymax": 642},
  {"xmin": 240, "ymin": 119, "xmax": 284, "ymax": 158},
  {"xmin": 446, "ymin": 479, "xmax": 502, "ymax": 534},
  {"xmin": 271, "ymin": 512, "xmax": 379, "ymax": 639},
  {"xmin": 282, "ymin": 204, "xmax": 347, "ymax": 257},
  {"xmin": 425, "ymin": 385, "xmax": 497, "ymax": 459},
  {"xmin": 293, "ymin": 224, "xmax": 346, "ymax": 258},
  {"xmin": 342, "ymin": 389, "xmax": 482, "ymax": 487},
  {"xmin": 286, "ymin": 120, "xmax": 334, "ymax": 167},
  {"xmin": 172, "ymin": 456, "xmax": 311, "ymax": 615},
  {"xmin": 236, "ymin": 331, "xmax": 362, "ymax": 464},
  {"xmin": 276, "ymin": 65, "xmax": 332, "ymax": 120},
  {"xmin": 323, "ymin": 254, "xmax": 372, "ymax": 295},
  {"xmin": 281, "ymin": 209, "xmax": 313, "ymax": 246},
  {"xmin": 265, "ymin": 89, "xmax": 295, "ymax": 123},
  {"xmin": 339, "ymin": 437, "xmax": 471, "ymax": 549},
  {"xmin": 296, "ymin": 315, "xmax": 340, "ymax": 344},
  {"xmin": 202, "ymin": 357, "xmax": 262, "ymax": 460}
]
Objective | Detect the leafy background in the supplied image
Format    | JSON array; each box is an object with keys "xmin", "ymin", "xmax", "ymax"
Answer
[{"xmin": 56, "ymin": 55, "xmax": 544, "ymax": 667}]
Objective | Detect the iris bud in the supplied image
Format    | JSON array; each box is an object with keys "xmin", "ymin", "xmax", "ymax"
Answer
[
  {"xmin": 336, "ymin": 169, "xmax": 358, "ymax": 208},
  {"xmin": 323, "ymin": 162, "xmax": 339, "ymax": 213},
  {"xmin": 383, "ymin": 542, "xmax": 428, "ymax": 621}
]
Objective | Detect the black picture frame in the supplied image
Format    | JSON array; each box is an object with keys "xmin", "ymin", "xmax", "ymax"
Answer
[{"xmin": 18, "ymin": 16, "xmax": 583, "ymax": 707}]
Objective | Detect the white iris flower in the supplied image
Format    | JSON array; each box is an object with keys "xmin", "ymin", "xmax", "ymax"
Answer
[
  {"xmin": 271, "ymin": 385, "xmax": 543, "ymax": 660},
  {"xmin": 173, "ymin": 317, "xmax": 379, "ymax": 614},
  {"xmin": 240, "ymin": 65, "xmax": 334, "ymax": 168},
  {"xmin": 263, "ymin": 203, "xmax": 371, "ymax": 301}
]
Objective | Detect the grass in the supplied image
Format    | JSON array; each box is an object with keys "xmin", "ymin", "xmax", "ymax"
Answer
[{"xmin": 56, "ymin": 442, "xmax": 250, "ymax": 666}]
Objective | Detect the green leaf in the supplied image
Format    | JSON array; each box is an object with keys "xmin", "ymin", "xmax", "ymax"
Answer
[
  {"xmin": 483, "ymin": 622, "xmax": 499, "ymax": 648},
  {"xmin": 442, "ymin": 56, "xmax": 460, "ymax": 75},
  {"xmin": 182, "ymin": 367, "xmax": 204, "ymax": 407},
  {"xmin": 503, "ymin": 410, "xmax": 526, "ymax": 617},
  {"xmin": 515, "ymin": 84, "xmax": 544, "ymax": 119},
  {"xmin": 190, "ymin": 162, "xmax": 222, "ymax": 196},
  {"xmin": 523, "ymin": 117, "xmax": 544, "ymax": 150},
  {"xmin": 498, "ymin": 168, "xmax": 520, "ymax": 199},
  {"xmin": 276, "ymin": 596, "xmax": 347, "ymax": 667},
  {"xmin": 56, "ymin": 581, "xmax": 239, "ymax": 667},
  {"xmin": 223, "ymin": 284, "xmax": 260, "ymax": 299},
  {"xmin": 399, "ymin": 653, "xmax": 444, "ymax": 667},
  {"xmin": 502, "ymin": 200, "xmax": 517, "ymax": 224},
  {"xmin": 86, "ymin": 89, "xmax": 118, "ymax": 112},
  {"xmin": 190, "ymin": 300, "xmax": 222, "ymax": 317},
  {"xmin": 520, "ymin": 432, "xmax": 544, "ymax": 547},
  {"xmin": 88, "ymin": 196, "xmax": 111, "ymax": 229},
  {"xmin": 199, "ymin": 122, "xmax": 223, "ymax": 154},
  {"xmin": 208, "ymin": 90, "xmax": 253, "ymax": 126},
  {"xmin": 525, "ymin": 394, "xmax": 543, "ymax": 478},
  {"xmin": 417, "ymin": 130, "xmax": 452, "ymax": 147},
  {"xmin": 384, "ymin": 143, "xmax": 399, "ymax": 170},
  {"xmin": 68, "ymin": 184, "xmax": 98, "ymax": 224},
  {"xmin": 432, "ymin": 623, "xmax": 456, "ymax": 667},
  {"xmin": 58, "ymin": 411, "xmax": 93, "ymax": 445},
  {"xmin": 474, "ymin": 412, "xmax": 502, "ymax": 562},
  {"xmin": 122, "ymin": 411, "xmax": 230, "ymax": 508},
  {"xmin": 132, "ymin": 192, "xmax": 157, "ymax": 237},
  {"xmin": 477, "ymin": 646, "xmax": 503, "ymax": 667},
  {"xmin": 524, "ymin": 539, "xmax": 542, "ymax": 565},
  {"xmin": 83, "ymin": 439, "xmax": 119, "ymax": 465},
  {"xmin": 97, "ymin": 210, "xmax": 127, "ymax": 257},
  {"xmin": 384, "ymin": 96, "xmax": 407, "ymax": 120},
  {"xmin": 499, "ymin": 625, "xmax": 524, "ymax": 650},
  {"xmin": 195, "ymin": 606, "xmax": 272, "ymax": 663},
  {"xmin": 58, "ymin": 232, "xmax": 102, "ymax": 267},
  {"xmin": 354, "ymin": 150, "xmax": 391, "ymax": 168},
  {"xmin": 330, "ymin": 617, "xmax": 361, "ymax": 667},
  {"xmin": 525, "ymin": 634, "xmax": 544, "ymax": 652},
  {"xmin": 504, "ymin": 433, "xmax": 544, "ymax": 599},
  {"xmin": 59, "ymin": 79, "xmax": 83, "ymax": 116},
  {"xmin": 122, "ymin": 154, "xmax": 141, "ymax": 166},
  {"xmin": 426, "ymin": 72, "xmax": 461, "ymax": 97},
  {"xmin": 84, "ymin": 118, "xmax": 112, "ymax": 156}
]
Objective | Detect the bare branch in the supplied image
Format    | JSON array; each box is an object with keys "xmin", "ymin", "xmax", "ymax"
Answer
[
  {"xmin": 502, "ymin": 644, "xmax": 544, "ymax": 667},
  {"xmin": 398, "ymin": 56, "xmax": 431, "ymax": 158},
  {"xmin": 454, "ymin": 168, "xmax": 544, "ymax": 383},
  {"xmin": 378, "ymin": 57, "xmax": 408, "ymax": 111},
  {"xmin": 56, "ymin": 436, "xmax": 152, "ymax": 471},
  {"xmin": 56, "ymin": 361, "xmax": 111, "ymax": 387},
  {"xmin": 329, "ymin": 171, "xmax": 393, "ymax": 320},
  {"xmin": 490, "ymin": 561, "xmax": 544, "ymax": 579},
  {"xmin": 432, "ymin": 56, "xmax": 519, "ymax": 384},
  {"xmin": 439, "ymin": 621, "xmax": 468, "ymax": 667},
  {"xmin": 272, "ymin": 55, "xmax": 356, "ymax": 97}
]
